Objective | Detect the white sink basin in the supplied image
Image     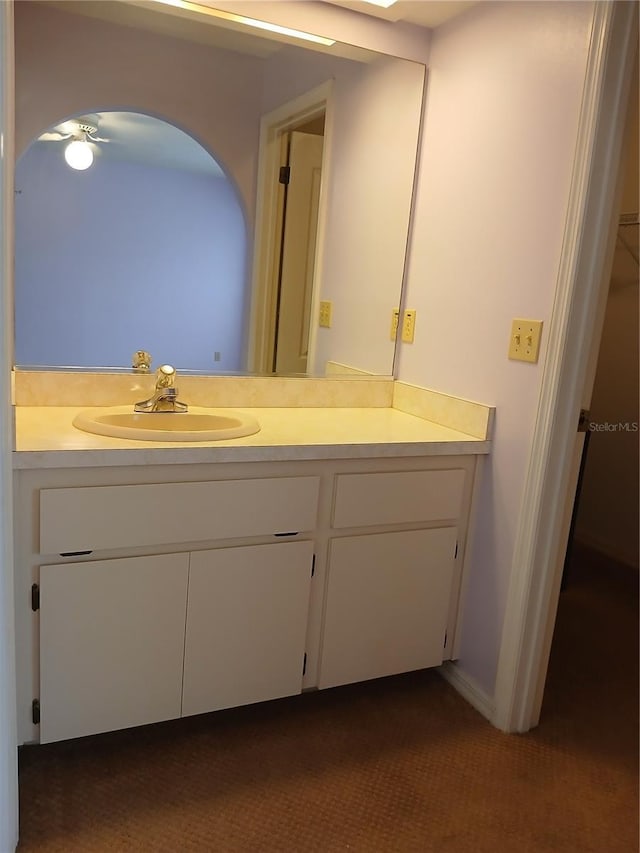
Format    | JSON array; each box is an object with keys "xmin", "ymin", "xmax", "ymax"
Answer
[{"xmin": 72, "ymin": 406, "xmax": 260, "ymax": 442}]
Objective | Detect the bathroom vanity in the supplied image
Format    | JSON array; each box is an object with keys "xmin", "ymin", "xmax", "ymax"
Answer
[{"xmin": 12, "ymin": 395, "xmax": 491, "ymax": 745}]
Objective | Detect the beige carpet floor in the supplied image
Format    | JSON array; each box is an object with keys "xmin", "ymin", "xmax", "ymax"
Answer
[{"xmin": 17, "ymin": 545, "xmax": 638, "ymax": 852}]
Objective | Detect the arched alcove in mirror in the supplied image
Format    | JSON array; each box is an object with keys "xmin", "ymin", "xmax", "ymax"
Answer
[{"xmin": 14, "ymin": 110, "xmax": 248, "ymax": 372}]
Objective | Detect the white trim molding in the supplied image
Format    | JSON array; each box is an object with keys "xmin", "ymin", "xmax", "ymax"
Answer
[
  {"xmin": 438, "ymin": 662, "xmax": 495, "ymax": 724},
  {"xmin": 0, "ymin": 0, "xmax": 18, "ymax": 848},
  {"xmin": 573, "ymin": 534, "xmax": 639, "ymax": 572},
  {"xmin": 247, "ymin": 82, "xmax": 332, "ymax": 375},
  {"xmin": 493, "ymin": 1, "xmax": 639, "ymax": 734}
]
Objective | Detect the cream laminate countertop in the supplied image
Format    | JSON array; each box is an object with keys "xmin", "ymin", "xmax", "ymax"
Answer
[{"xmin": 13, "ymin": 406, "xmax": 490, "ymax": 469}]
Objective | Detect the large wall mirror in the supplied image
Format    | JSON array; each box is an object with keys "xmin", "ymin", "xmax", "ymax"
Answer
[{"xmin": 14, "ymin": 0, "xmax": 425, "ymax": 377}]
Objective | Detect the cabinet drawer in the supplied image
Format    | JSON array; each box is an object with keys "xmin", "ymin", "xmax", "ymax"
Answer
[
  {"xmin": 332, "ymin": 469, "xmax": 465, "ymax": 528},
  {"xmin": 39, "ymin": 477, "xmax": 320, "ymax": 554}
]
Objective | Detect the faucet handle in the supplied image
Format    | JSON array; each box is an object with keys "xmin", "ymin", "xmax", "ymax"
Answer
[
  {"xmin": 155, "ymin": 364, "xmax": 177, "ymax": 389},
  {"xmin": 134, "ymin": 363, "xmax": 187, "ymax": 412},
  {"xmin": 132, "ymin": 350, "xmax": 152, "ymax": 372}
]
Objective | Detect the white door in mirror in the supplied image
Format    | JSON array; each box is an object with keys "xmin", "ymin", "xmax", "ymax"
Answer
[{"xmin": 72, "ymin": 407, "xmax": 260, "ymax": 441}]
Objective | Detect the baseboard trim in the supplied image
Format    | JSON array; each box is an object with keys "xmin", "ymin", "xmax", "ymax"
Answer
[
  {"xmin": 574, "ymin": 534, "xmax": 639, "ymax": 571},
  {"xmin": 438, "ymin": 661, "xmax": 495, "ymax": 724}
]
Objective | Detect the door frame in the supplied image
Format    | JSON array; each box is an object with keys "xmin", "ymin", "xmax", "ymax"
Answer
[
  {"xmin": 0, "ymin": 1, "xmax": 18, "ymax": 849},
  {"xmin": 274, "ymin": 129, "xmax": 324, "ymax": 375},
  {"xmin": 247, "ymin": 81, "xmax": 332, "ymax": 374},
  {"xmin": 493, "ymin": 0, "xmax": 638, "ymax": 733}
]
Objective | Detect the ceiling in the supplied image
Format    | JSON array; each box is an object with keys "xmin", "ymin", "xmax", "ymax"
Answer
[
  {"xmin": 320, "ymin": 1, "xmax": 478, "ymax": 29},
  {"xmin": 47, "ymin": 1, "xmax": 283, "ymax": 57},
  {"xmin": 36, "ymin": 112, "xmax": 225, "ymax": 177},
  {"xmin": 47, "ymin": 1, "xmax": 481, "ymax": 64},
  {"xmin": 33, "ymin": 1, "xmax": 479, "ymax": 176}
]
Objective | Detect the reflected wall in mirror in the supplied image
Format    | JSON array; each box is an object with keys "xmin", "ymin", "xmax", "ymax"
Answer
[
  {"xmin": 16, "ymin": 111, "xmax": 249, "ymax": 372},
  {"xmin": 14, "ymin": 0, "xmax": 425, "ymax": 377}
]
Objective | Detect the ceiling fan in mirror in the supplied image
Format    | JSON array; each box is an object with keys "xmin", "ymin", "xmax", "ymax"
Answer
[{"xmin": 38, "ymin": 115, "xmax": 109, "ymax": 171}]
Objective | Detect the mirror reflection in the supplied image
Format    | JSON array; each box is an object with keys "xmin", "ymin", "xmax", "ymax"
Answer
[
  {"xmin": 14, "ymin": 0, "xmax": 425, "ymax": 377},
  {"xmin": 15, "ymin": 111, "xmax": 249, "ymax": 372}
]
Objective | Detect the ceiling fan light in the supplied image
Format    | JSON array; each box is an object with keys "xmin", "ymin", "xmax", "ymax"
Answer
[{"xmin": 64, "ymin": 139, "xmax": 94, "ymax": 171}]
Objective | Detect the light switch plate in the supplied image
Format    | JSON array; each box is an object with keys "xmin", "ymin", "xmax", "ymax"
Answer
[
  {"xmin": 401, "ymin": 309, "xmax": 416, "ymax": 343},
  {"xmin": 390, "ymin": 308, "xmax": 400, "ymax": 341},
  {"xmin": 319, "ymin": 300, "xmax": 332, "ymax": 328},
  {"xmin": 508, "ymin": 318, "xmax": 543, "ymax": 363}
]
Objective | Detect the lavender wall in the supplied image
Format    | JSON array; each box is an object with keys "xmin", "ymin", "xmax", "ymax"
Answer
[
  {"xmin": 261, "ymin": 48, "xmax": 424, "ymax": 375},
  {"xmin": 397, "ymin": 1, "xmax": 595, "ymax": 694},
  {"xmin": 15, "ymin": 145, "xmax": 246, "ymax": 371}
]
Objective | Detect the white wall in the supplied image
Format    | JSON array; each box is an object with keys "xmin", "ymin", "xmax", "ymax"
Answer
[
  {"xmin": 15, "ymin": 148, "xmax": 247, "ymax": 372},
  {"xmin": 262, "ymin": 48, "xmax": 425, "ymax": 374},
  {"xmin": 398, "ymin": 1, "xmax": 595, "ymax": 693},
  {"xmin": 316, "ymin": 55, "xmax": 424, "ymax": 374}
]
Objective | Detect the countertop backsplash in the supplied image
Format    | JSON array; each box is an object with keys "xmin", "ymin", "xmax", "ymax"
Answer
[{"xmin": 11, "ymin": 370, "xmax": 495, "ymax": 445}]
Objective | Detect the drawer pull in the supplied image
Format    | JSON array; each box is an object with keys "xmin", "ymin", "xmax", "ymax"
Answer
[
  {"xmin": 274, "ymin": 532, "xmax": 299, "ymax": 538},
  {"xmin": 59, "ymin": 550, "xmax": 93, "ymax": 557}
]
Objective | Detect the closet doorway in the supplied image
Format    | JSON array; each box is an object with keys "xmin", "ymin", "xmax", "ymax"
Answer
[{"xmin": 249, "ymin": 84, "xmax": 329, "ymax": 376}]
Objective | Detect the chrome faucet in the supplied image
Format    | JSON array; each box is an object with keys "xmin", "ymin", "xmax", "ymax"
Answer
[{"xmin": 134, "ymin": 365, "xmax": 188, "ymax": 413}]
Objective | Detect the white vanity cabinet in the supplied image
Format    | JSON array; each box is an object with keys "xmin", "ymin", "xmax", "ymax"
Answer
[
  {"xmin": 38, "ymin": 541, "xmax": 315, "ymax": 744},
  {"xmin": 182, "ymin": 541, "xmax": 313, "ymax": 717},
  {"xmin": 318, "ymin": 528, "xmax": 457, "ymax": 689},
  {"xmin": 40, "ymin": 553, "xmax": 189, "ymax": 744},
  {"xmin": 318, "ymin": 469, "xmax": 467, "ymax": 689},
  {"xmin": 25, "ymin": 472, "xmax": 320, "ymax": 743},
  {"xmin": 13, "ymin": 454, "xmax": 479, "ymax": 745}
]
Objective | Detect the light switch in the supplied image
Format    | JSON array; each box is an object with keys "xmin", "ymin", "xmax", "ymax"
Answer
[
  {"xmin": 319, "ymin": 301, "xmax": 332, "ymax": 328},
  {"xmin": 401, "ymin": 309, "xmax": 416, "ymax": 343},
  {"xmin": 508, "ymin": 319, "xmax": 543, "ymax": 363},
  {"xmin": 390, "ymin": 308, "xmax": 400, "ymax": 341}
]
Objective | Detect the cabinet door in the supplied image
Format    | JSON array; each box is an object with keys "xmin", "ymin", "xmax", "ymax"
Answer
[
  {"xmin": 182, "ymin": 541, "xmax": 313, "ymax": 717},
  {"xmin": 39, "ymin": 553, "xmax": 189, "ymax": 743},
  {"xmin": 318, "ymin": 528, "xmax": 457, "ymax": 689}
]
